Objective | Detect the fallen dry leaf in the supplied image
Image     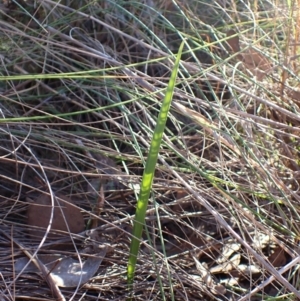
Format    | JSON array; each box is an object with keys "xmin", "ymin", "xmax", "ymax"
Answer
[
  {"xmin": 226, "ymin": 30, "xmax": 241, "ymax": 53},
  {"xmin": 27, "ymin": 193, "xmax": 85, "ymax": 239},
  {"xmin": 191, "ymin": 253, "xmax": 226, "ymax": 295},
  {"xmin": 15, "ymin": 246, "xmax": 107, "ymax": 287},
  {"xmin": 268, "ymin": 246, "xmax": 287, "ymax": 268},
  {"xmin": 210, "ymin": 253, "xmax": 241, "ymax": 274},
  {"xmin": 216, "ymin": 241, "xmax": 241, "ymax": 264},
  {"xmin": 226, "ymin": 30, "xmax": 272, "ymax": 80}
]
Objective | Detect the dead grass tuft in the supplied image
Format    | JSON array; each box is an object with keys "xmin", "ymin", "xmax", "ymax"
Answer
[{"xmin": 1, "ymin": 0, "xmax": 300, "ymax": 300}]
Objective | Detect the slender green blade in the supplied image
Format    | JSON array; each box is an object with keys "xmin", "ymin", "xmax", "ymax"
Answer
[{"xmin": 127, "ymin": 40, "xmax": 185, "ymax": 289}]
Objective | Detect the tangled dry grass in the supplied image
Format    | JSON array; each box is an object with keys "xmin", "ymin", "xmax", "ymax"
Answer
[{"xmin": 1, "ymin": 0, "xmax": 300, "ymax": 300}]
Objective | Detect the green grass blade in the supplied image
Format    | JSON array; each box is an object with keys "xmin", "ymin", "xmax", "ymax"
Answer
[{"xmin": 127, "ymin": 40, "xmax": 185, "ymax": 290}]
